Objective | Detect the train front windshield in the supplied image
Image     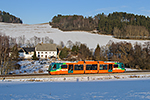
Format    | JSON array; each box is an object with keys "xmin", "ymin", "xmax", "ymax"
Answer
[
  {"xmin": 121, "ymin": 63, "xmax": 125, "ymax": 69},
  {"xmin": 49, "ymin": 63, "xmax": 54, "ymax": 71},
  {"xmin": 117, "ymin": 63, "xmax": 125, "ymax": 69}
]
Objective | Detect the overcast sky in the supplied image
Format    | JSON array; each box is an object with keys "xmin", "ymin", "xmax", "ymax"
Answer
[{"xmin": 1, "ymin": 0, "xmax": 150, "ymax": 24}]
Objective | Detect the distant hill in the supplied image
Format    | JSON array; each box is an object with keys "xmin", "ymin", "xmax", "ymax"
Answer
[
  {"xmin": 50, "ymin": 12, "xmax": 150, "ymax": 39},
  {"xmin": 0, "ymin": 10, "xmax": 23, "ymax": 23}
]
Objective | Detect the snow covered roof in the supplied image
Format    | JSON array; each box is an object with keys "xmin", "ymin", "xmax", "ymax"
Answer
[
  {"xmin": 18, "ymin": 47, "xmax": 35, "ymax": 53},
  {"xmin": 36, "ymin": 43, "xmax": 57, "ymax": 51}
]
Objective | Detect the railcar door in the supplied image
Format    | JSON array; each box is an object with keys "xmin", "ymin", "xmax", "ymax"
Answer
[
  {"xmin": 108, "ymin": 64, "xmax": 113, "ymax": 72},
  {"xmin": 68, "ymin": 64, "xmax": 73, "ymax": 73}
]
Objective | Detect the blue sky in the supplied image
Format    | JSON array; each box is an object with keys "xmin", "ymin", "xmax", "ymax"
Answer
[{"xmin": 1, "ymin": 0, "xmax": 150, "ymax": 24}]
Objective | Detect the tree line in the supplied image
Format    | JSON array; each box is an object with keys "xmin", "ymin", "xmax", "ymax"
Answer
[
  {"xmin": 50, "ymin": 12, "xmax": 150, "ymax": 39},
  {"xmin": 0, "ymin": 10, "xmax": 22, "ymax": 23},
  {"xmin": 59, "ymin": 40, "xmax": 150, "ymax": 70},
  {"xmin": 1, "ymin": 32, "xmax": 150, "ymax": 74},
  {"xmin": 0, "ymin": 33, "xmax": 19, "ymax": 75},
  {"xmin": 50, "ymin": 14, "xmax": 97, "ymax": 31}
]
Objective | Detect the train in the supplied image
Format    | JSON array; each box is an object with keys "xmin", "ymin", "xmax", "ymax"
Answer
[{"xmin": 47, "ymin": 60, "xmax": 126, "ymax": 75}]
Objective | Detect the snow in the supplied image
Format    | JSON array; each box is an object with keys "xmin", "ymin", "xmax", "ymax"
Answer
[
  {"xmin": 2, "ymin": 73, "xmax": 150, "ymax": 82},
  {"xmin": 126, "ymin": 68, "xmax": 139, "ymax": 71},
  {"xmin": 0, "ymin": 79, "xmax": 150, "ymax": 100},
  {"xmin": 0, "ymin": 22, "xmax": 149, "ymax": 49},
  {"xmin": 9, "ymin": 60, "xmax": 51, "ymax": 74}
]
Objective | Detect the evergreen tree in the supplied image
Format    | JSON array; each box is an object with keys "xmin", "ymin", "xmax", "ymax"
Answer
[
  {"xmin": 78, "ymin": 44, "xmax": 92, "ymax": 60},
  {"xmin": 0, "ymin": 10, "xmax": 23, "ymax": 23},
  {"xmin": 59, "ymin": 47, "xmax": 69, "ymax": 59},
  {"xmin": 71, "ymin": 45, "xmax": 79, "ymax": 55},
  {"xmin": 94, "ymin": 44, "xmax": 100, "ymax": 60}
]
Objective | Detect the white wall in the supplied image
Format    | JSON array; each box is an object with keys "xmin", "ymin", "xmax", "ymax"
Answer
[
  {"xmin": 24, "ymin": 53, "xmax": 34, "ymax": 59},
  {"xmin": 19, "ymin": 52, "xmax": 34, "ymax": 59},
  {"xmin": 36, "ymin": 51, "xmax": 57, "ymax": 59}
]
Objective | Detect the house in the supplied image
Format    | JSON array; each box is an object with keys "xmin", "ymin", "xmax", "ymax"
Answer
[
  {"xmin": 18, "ymin": 47, "xmax": 35, "ymax": 59},
  {"xmin": 35, "ymin": 43, "xmax": 59, "ymax": 59}
]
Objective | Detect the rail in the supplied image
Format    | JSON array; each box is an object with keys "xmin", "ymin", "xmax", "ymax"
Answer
[{"xmin": 1, "ymin": 70, "xmax": 150, "ymax": 78}]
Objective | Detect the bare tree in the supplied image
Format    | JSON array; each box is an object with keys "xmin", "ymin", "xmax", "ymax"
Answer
[
  {"xmin": 9, "ymin": 37, "xmax": 17, "ymax": 47},
  {"xmin": 0, "ymin": 34, "xmax": 10, "ymax": 75},
  {"xmin": 33, "ymin": 36, "xmax": 41, "ymax": 46},
  {"xmin": 26, "ymin": 39, "xmax": 32, "ymax": 47},
  {"xmin": 45, "ymin": 36, "xmax": 49, "ymax": 43},
  {"xmin": 67, "ymin": 40, "xmax": 73, "ymax": 49},
  {"xmin": 49, "ymin": 39, "xmax": 54, "ymax": 44},
  {"xmin": 60, "ymin": 41, "xmax": 64, "ymax": 48},
  {"xmin": 42, "ymin": 37, "xmax": 45, "ymax": 43},
  {"xmin": 75, "ymin": 41, "xmax": 81, "ymax": 47},
  {"xmin": 17, "ymin": 35, "xmax": 26, "ymax": 47}
]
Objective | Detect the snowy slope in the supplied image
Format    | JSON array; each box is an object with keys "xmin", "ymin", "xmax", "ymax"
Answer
[
  {"xmin": 10, "ymin": 60, "xmax": 50, "ymax": 74},
  {"xmin": 0, "ymin": 22, "xmax": 149, "ymax": 49}
]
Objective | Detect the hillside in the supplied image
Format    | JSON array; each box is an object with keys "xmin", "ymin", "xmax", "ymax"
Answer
[
  {"xmin": 50, "ymin": 12, "xmax": 150, "ymax": 39},
  {"xmin": 0, "ymin": 22, "xmax": 150, "ymax": 71},
  {"xmin": 0, "ymin": 22, "xmax": 149, "ymax": 49},
  {"xmin": 0, "ymin": 10, "xmax": 22, "ymax": 23}
]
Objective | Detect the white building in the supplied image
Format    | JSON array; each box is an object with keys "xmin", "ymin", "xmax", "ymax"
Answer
[
  {"xmin": 35, "ymin": 43, "xmax": 58, "ymax": 59},
  {"xmin": 18, "ymin": 47, "xmax": 35, "ymax": 59}
]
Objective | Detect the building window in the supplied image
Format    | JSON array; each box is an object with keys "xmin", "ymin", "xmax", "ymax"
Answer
[
  {"xmin": 38, "ymin": 52, "xmax": 40, "ymax": 54},
  {"xmin": 41, "ymin": 52, "xmax": 43, "ymax": 54},
  {"xmin": 38, "ymin": 55, "xmax": 40, "ymax": 57},
  {"xmin": 41, "ymin": 55, "xmax": 43, "ymax": 57},
  {"xmin": 45, "ymin": 52, "xmax": 47, "ymax": 54},
  {"xmin": 45, "ymin": 55, "xmax": 47, "ymax": 58},
  {"xmin": 49, "ymin": 52, "xmax": 51, "ymax": 54}
]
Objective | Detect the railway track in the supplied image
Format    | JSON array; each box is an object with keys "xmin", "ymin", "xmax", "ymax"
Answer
[{"xmin": 0, "ymin": 70, "xmax": 150, "ymax": 78}]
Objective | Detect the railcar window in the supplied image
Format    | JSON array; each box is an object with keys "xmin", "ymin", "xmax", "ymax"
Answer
[
  {"xmin": 100, "ymin": 64, "xmax": 107, "ymax": 70},
  {"xmin": 69, "ymin": 65, "xmax": 73, "ymax": 71},
  {"xmin": 61, "ymin": 65, "xmax": 67, "ymax": 69},
  {"xmin": 74, "ymin": 65, "xmax": 83, "ymax": 70},
  {"xmin": 86, "ymin": 64, "xmax": 97, "ymax": 70},
  {"xmin": 53, "ymin": 64, "xmax": 56, "ymax": 70},
  {"xmin": 114, "ymin": 64, "xmax": 118, "ymax": 68},
  {"xmin": 121, "ymin": 64, "xmax": 125, "ymax": 68},
  {"xmin": 109, "ymin": 64, "xmax": 113, "ymax": 70}
]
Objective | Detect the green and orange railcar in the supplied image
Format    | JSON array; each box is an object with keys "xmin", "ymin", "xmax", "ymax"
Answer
[{"xmin": 47, "ymin": 61, "xmax": 126, "ymax": 75}]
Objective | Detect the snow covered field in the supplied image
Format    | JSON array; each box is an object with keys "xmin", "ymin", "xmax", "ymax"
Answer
[
  {"xmin": 0, "ymin": 79, "xmax": 150, "ymax": 100},
  {"xmin": 10, "ymin": 60, "xmax": 50, "ymax": 74},
  {"xmin": 0, "ymin": 22, "xmax": 149, "ymax": 49}
]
